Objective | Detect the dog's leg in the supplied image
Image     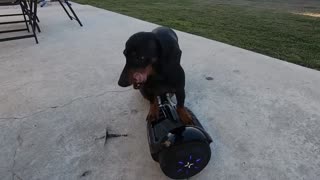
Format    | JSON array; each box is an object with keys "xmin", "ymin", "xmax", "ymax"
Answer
[
  {"xmin": 147, "ymin": 96, "xmax": 159, "ymax": 122},
  {"xmin": 176, "ymin": 88, "xmax": 193, "ymax": 125},
  {"xmin": 140, "ymin": 88, "xmax": 159, "ymax": 122}
]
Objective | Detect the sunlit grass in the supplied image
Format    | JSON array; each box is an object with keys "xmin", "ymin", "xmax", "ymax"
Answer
[{"xmin": 74, "ymin": 0, "xmax": 320, "ymax": 70}]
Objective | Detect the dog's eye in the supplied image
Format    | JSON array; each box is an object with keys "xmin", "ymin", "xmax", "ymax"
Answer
[{"xmin": 138, "ymin": 56, "xmax": 147, "ymax": 63}]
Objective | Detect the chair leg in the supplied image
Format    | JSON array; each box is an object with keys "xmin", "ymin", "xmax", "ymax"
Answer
[
  {"xmin": 30, "ymin": 0, "xmax": 39, "ymax": 43},
  {"xmin": 35, "ymin": 20, "xmax": 41, "ymax": 33},
  {"xmin": 27, "ymin": 0, "xmax": 40, "ymax": 22},
  {"xmin": 58, "ymin": 0, "xmax": 73, "ymax": 20},
  {"xmin": 36, "ymin": 15, "xmax": 40, "ymax": 23},
  {"xmin": 65, "ymin": 0, "xmax": 83, "ymax": 26},
  {"xmin": 58, "ymin": 0, "xmax": 83, "ymax": 26},
  {"xmin": 25, "ymin": 0, "xmax": 41, "ymax": 33},
  {"xmin": 20, "ymin": 2, "xmax": 30, "ymax": 32}
]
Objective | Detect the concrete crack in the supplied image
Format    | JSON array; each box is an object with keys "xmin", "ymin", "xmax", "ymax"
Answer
[
  {"xmin": 0, "ymin": 88, "xmax": 131, "ymax": 121},
  {"xmin": 103, "ymin": 128, "xmax": 128, "ymax": 146},
  {"xmin": 80, "ymin": 170, "xmax": 92, "ymax": 178},
  {"xmin": 94, "ymin": 89, "xmax": 131, "ymax": 98},
  {"xmin": 12, "ymin": 81, "xmax": 41, "ymax": 92},
  {"xmin": 0, "ymin": 108, "xmax": 51, "ymax": 120},
  {"xmin": 11, "ymin": 135, "xmax": 23, "ymax": 180},
  {"xmin": 11, "ymin": 148, "xmax": 18, "ymax": 177}
]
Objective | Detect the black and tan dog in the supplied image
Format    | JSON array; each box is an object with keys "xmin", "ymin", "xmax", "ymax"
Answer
[{"xmin": 118, "ymin": 27, "xmax": 192, "ymax": 125}]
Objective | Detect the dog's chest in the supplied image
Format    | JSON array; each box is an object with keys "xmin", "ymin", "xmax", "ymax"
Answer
[{"xmin": 144, "ymin": 78, "xmax": 176, "ymax": 95}]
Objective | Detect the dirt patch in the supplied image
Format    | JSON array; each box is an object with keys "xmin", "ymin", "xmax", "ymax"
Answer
[{"xmin": 297, "ymin": 12, "xmax": 320, "ymax": 17}]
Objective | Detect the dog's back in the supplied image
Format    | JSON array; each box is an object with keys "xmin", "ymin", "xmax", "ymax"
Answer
[
  {"xmin": 152, "ymin": 27, "xmax": 178, "ymax": 42},
  {"xmin": 152, "ymin": 27, "xmax": 181, "ymax": 66}
]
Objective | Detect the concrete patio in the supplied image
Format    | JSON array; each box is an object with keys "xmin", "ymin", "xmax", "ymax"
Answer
[{"xmin": 1, "ymin": 2, "xmax": 320, "ymax": 180}]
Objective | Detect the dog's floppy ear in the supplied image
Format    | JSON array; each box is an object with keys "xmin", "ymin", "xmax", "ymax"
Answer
[
  {"xmin": 155, "ymin": 36, "xmax": 181, "ymax": 66},
  {"xmin": 154, "ymin": 37, "xmax": 162, "ymax": 62},
  {"xmin": 172, "ymin": 47, "xmax": 182, "ymax": 65}
]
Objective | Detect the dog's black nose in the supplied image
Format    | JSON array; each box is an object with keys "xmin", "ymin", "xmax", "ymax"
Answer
[
  {"xmin": 118, "ymin": 64, "xmax": 131, "ymax": 87},
  {"xmin": 118, "ymin": 79, "xmax": 130, "ymax": 87}
]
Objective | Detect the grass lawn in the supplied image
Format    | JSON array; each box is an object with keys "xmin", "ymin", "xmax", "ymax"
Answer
[{"xmin": 74, "ymin": 0, "xmax": 320, "ymax": 70}]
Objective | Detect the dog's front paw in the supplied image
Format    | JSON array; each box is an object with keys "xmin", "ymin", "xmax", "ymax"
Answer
[
  {"xmin": 177, "ymin": 107, "xmax": 194, "ymax": 125},
  {"xmin": 146, "ymin": 103, "xmax": 159, "ymax": 123}
]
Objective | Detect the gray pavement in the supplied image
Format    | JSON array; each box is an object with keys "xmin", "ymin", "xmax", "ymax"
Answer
[{"xmin": 0, "ymin": 2, "xmax": 320, "ymax": 180}]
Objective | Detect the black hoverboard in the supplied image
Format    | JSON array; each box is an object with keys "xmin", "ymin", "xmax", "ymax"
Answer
[{"xmin": 147, "ymin": 94, "xmax": 213, "ymax": 179}]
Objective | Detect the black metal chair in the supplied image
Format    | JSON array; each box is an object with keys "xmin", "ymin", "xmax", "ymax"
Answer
[{"xmin": 0, "ymin": 0, "xmax": 39, "ymax": 43}]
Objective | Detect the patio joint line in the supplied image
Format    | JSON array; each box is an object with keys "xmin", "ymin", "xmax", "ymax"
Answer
[{"xmin": 0, "ymin": 89, "xmax": 131, "ymax": 120}]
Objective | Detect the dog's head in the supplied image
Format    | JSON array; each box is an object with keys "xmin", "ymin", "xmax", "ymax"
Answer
[{"xmin": 118, "ymin": 32, "xmax": 160, "ymax": 89}]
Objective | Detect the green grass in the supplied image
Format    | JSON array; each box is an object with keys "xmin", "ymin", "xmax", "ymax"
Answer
[{"xmin": 74, "ymin": 0, "xmax": 320, "ymax": 70}]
